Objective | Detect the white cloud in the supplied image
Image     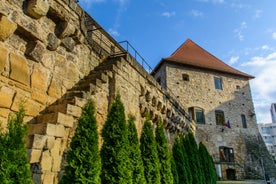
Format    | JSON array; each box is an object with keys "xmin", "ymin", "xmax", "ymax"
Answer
[
  {"xmin": 254, "ymin": 9, "xmax": 262, "ymax": 18},
  {"xmin": 190, "ymin": 9, "xmax": 204, "ymax": 17},
  {"xmin": 272, "ymin": 32, "xmax": 276, "ymax": 40},
  {"xmin": 108, "ymin": 28, "xmax": 119, "ymax": 37},
  {"xmin": 262, "ymin": 45, "xmax": 270, "ymax": 50},
  {"xmin": 241, "ymin": 52, "xmax": 276, "ymax": 123},
  {"xmin": 161, "ymin": 11, "xmax": 176, "ymax": 18},
  {"xmin": 234, "ymin": 21, "xmax": 247, "ymax": 41},
  {"xmin": 229, "ymin": 56, "xmax": 239, "ymax": 64}
]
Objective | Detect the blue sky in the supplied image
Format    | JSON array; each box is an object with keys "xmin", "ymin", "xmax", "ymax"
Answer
[{"xmin": 79, "ymin": 0, "xmax": 276, "ymax": 124}]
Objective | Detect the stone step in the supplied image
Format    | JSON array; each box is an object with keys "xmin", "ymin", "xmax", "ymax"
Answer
[
  {"xmin": 63, "ymin": 90, "xmax": 87, "ymax": 100},
  {"xmin": 46, "ymin": 103, "xmax": 82, "ymax": 118},
  {"xmin": 77, "ymin": 76, "xmax": 103, "ymax": 88},
  {"xmin": 28, "ymin": 123, "xmax": 65, "ymax": 138},
  {"xmin": 37, "ymin": 112, "xmax": 75, "ymax": 128},
  {"xmin": 70, "ymin": 83, "xmax": 97, "ymax": 94},
  {"xmin": 94, "ymin": 62, "xmax": 119, "ymax": 72},
  {"xmin": 82, "ymin": 72, "xmax": 108, "ymax": 84},
  {"xmin": 57, "ymin": 96, "xmax": 87, "ymax": 108}
]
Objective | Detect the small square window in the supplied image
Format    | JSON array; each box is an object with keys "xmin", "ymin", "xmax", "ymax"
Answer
[
  {"xmin": 236, "ymin": 85, "xmax": 240, "ymax": 90},
  {"xmin": 182, "ymin": 74, "xmax": 189, "ymax": 81},
  {"xmin": 214, "ymin": 77, "xmax": 223, "ymax": 90}
]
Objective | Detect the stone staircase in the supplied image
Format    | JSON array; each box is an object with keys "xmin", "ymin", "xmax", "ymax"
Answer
[{"xmin": 26, "ymin": 56, "xmax": 123, "ymax": 184}]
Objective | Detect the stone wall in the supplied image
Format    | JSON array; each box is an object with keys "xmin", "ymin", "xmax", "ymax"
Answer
[
  {"xmin": 0, "ymin": 1, "xmax": 195, "ymax": 183},
  {"xmin": 0, "ymin": 0, "xmax": 97, "ymax": 126}
]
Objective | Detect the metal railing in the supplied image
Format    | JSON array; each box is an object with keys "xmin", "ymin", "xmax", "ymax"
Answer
[
  {"xmin": 84, "ymin": 12, "xmax": 192, "ymax": 122},
  {"xmin": 118, "ymin": 41, "xmax": 153, "ymax": 73}
]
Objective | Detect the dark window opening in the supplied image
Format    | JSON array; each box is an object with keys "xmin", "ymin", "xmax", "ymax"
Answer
[
  {"xmin": 226, "ymin": 169, "xmax": 236, "ymax": 180},
  {"xmin": 182, "ymin": 74, "xmax": 189, "ymax": 81},
  {"xmin": 236, "ymin": 85, "xmax": 241, "ymax": 90},
  {"xmin": 157, "ymin": 77, "xmax": 161, "ymax": 85},
  {"xmin": 215, "ymin": 110, "xmax": 225, "ymax": 125},
  {"xmin": 241, "ymin": 114, "xmax": 247, "ymax": 128},
  {"xmin": 189, "ymin": 107, "xmax": 205, "ymax": 124},
  {"xmin": 214, "ymin": 77, "xmax": 223, "ymax": 90},
  {"xmin": 219, "ymin": 146, "xmax": 234, "ymax": 162}
]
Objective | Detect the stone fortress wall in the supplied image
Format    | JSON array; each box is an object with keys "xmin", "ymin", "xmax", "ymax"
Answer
[{"xmin": 0, "ymin": 0, "xmax": 195, "ymax": 183}]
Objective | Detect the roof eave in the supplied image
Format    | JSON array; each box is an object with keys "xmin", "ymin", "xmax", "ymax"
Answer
[{"xmin": 161, "ymin": 58, "xmax": 255, "ymax": 80}]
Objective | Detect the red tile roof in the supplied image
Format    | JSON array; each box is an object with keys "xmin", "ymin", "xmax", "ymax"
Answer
[{"xmin": 153, "ymin": 39, "xmax": 254, "ymax": 79}]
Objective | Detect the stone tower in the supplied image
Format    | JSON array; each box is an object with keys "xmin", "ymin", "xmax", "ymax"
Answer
[{"xmin": 152, "ymin": 39, "xmax": 275, "ymax": 180}]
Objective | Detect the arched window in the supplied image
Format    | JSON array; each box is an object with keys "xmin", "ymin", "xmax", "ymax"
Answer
[
  {"xmin": 215, "ymin": 110, "xmax": 225, "ymax": 125},
  {"xmin": 188, "ymin": 107, "xmax": 205, "ymax": 124}
]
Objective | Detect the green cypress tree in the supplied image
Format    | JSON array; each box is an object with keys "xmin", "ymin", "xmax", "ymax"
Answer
[
  {"xmin": 172, "ymin": 137, "xmax": 191, "ymax": 184},
  {"xmin": 155, "ymin": 120, "xmax": 173, "ymax": 184},
  {"xmin": 183, "ymin": 132, "xmax": 203, "ymax": 184},
  {"xmin": 140, "ymin": 119, "xmax": 161, "ymax": 184},
  {"xmin": 199, "ymin": 142, "xmax": 217, "ymax": 184},
  {"xmin": 127, "ymin": 116, "xmax": 146, "ymax": 184},
  {"xmin": 100, "ymin": 95, "xmax": 132, "ymax": 184},
  {"xmin": 170, "ymin": 156, "xmax": 179, "ymax": 184},
  {"xmin": 0, "ymin": 107, "xmax": 32, "ymax": 184},
  {"xmin": 60, "ymin": 100, "xmax": 101, "ymax": 184}
]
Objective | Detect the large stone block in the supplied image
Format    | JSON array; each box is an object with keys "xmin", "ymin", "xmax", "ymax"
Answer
[
  {"xmin": 0, "ymin": 86, "xmax": 15, "ymax": 108},
  {"xmin": 31, "ymin": 90, "xmax": 48, "ymax": 104},
  {"xmin": 0, "ymin": 15, "xmax": 17, "ymax": 41},
  {"xmin": 27, "ymin": 149, "xmax": 42, "ymax": 163},
  {"xmin": 47, "ymin": 33, "xmax": 60, "ymax": 51},
  {"xmin": 42, "ymin": 172, "xmax": 54, "ymax": 184},
  {"xmin": 56, "ymin": 21, "xmax": 75, "ymax": 39},
  {"xmin": 11, "ymin": 93, "xmax": 43, "ymax": 116},
  {"xmin": 47, "ymin": 76, "xmax": 62, "ymax": 98},
  {"xmin": 37, "ymin": 112, "xmax": 74, "ymax": 128},
  {"xmin": 26, "ymin": 134, "xmax": 47, "ymax": 149},
  {"xmin": 0, "ymin": 108, "xmax": 10, "ymax": 118},
  {"xmin": 31, "ymin": 63, "xmax": 50, "ymax": 91},
  {"xmin": 28, "ymin": 123, "xmax": 65, "ymax": 138},
  {"xmin": 9, "ymin": 53, "xmax": 30, "ymax": 86},
  {"xmin": 26, "ymin": 0, "xmax": 50, "ymax": 19},
  {"xmin": 26, "ymin": 40, "xmax": 46, "ymax": 62},
  {"xmin": 0, "ymin": 46, "xmax": 8, "ymax": 72},
  {"xmin": 40, "ymin": 150, "xmax": 52, "ymax": 171},
  {"xmin": 61, "ymin": 37, "xmax": 75, "ymax": 52}
]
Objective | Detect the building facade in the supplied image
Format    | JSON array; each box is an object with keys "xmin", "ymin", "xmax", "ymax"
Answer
[
  {"xmin": 258, "ymin": 103, "xmax": 276, "ymax": 161},
  {"xmin": 152, "ymin": 39, "xmax": 268, "ymax": 180},
  {"xmin": 271, "ymin": 103, "xmax": 276, "ymax": 123}
]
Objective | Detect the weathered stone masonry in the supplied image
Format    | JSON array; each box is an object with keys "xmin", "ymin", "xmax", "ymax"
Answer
[{"xmin": 0, "ymin": 0, "xmax": 194, "ymax": 183}]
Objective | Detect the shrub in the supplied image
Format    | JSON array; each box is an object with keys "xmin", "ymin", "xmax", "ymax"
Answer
[
  {"xmin": 0, "ymin": 107, "xmax": 32, "ymax": 184},
  {"xmin": 127, "ymin": 116, "xmax": 146, "ymax": 184},
  {"xmin": 60, "ymin": 101, "xmax": 101, "ymax": 184},
  {"xmin": 199, "ymin": 142, "xmax": 217, "ymax": 184},
  {"xmin": 183, "ymin": 132, "xmax": 203, "ymax": 184},
  {"xmin": 140, "ymin": 119, "xmax": 161, "ymax": 184},
  {"xmin": 172, "ymin": 137, "xmax": 191, "ymax": 184},
  {"xmin": 155, "ymin": 120, "xmax": 173, "ymax": 184},
  {"xmin": 170, "ymin": 156, "xmax": 179, "ymax": 184},
  {"xmin": 100, "ymin": 95, "xmax": 132, "ymax": 184}
]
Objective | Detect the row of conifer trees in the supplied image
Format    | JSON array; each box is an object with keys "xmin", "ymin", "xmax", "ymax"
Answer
[
  {"xmin": 61, "ymin": 95, "xmax": 217, "ymax": 184},
  {"xmin": 0, "ymin": 95, "xmax": 216, "ymax": 183}
]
